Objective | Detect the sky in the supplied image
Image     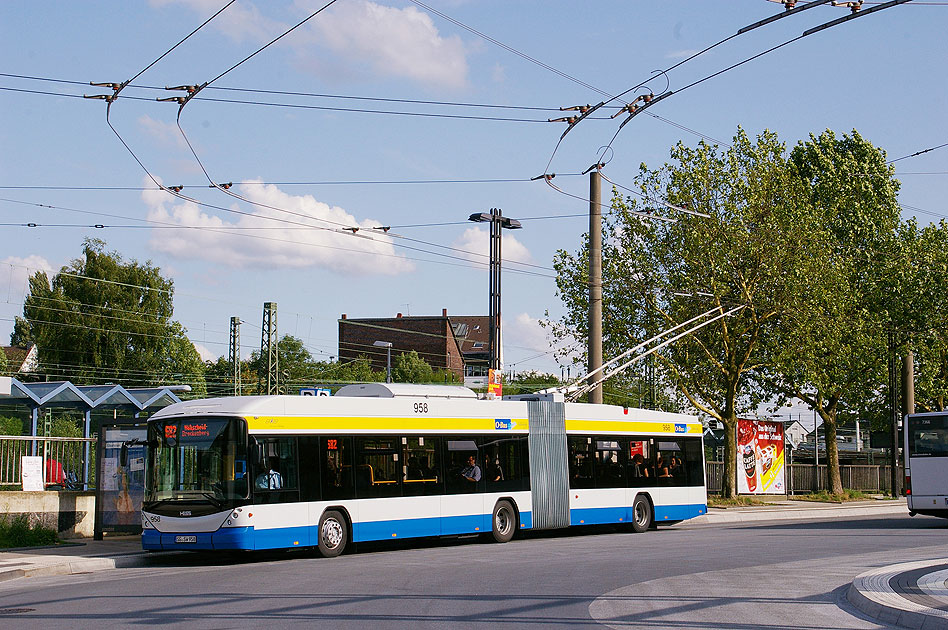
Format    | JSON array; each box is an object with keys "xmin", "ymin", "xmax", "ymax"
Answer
[{"xmin": 1, "ymin": 0, "xmax": 946, "ymax": 385}]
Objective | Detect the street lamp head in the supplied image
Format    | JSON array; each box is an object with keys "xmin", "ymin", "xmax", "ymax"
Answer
[
  {"xmin": 501, "ymin": 217, "xmax": 522, "ymax": 230},
  {"xmin": 468, "ymin": 212, "xmax": 522, "ymax": 229},
  {"xmin": 373, "ymin": 340, "xmax": 392, "ymax": 348}
]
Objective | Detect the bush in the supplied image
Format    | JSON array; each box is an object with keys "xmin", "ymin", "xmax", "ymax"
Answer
[
  {"xmin": 0, "ymin": 514, "xmax": 59, "ymax": 548},
  {"xmin": 0, "ymin": 414, "xmax": 26, "ymax": 436}
]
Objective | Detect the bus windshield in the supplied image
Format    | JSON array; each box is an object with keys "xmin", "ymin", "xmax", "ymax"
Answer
[
  {"xmin": 908, "ymin": 414, "xmax": 948, "ymax": 458},
  {"xmin": 145, "ymin": 417, "xmax": 249, "ymax": 508}
]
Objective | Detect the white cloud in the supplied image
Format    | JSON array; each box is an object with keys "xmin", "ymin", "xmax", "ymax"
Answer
[
  {"xmin": 150, "ymin": 0, "xmax": 469, "ymax": 89},
  {"xmin": 138, "ymin": 115, "xmax": 188, "ymax": 149},
  {"xmin": 192, "ymin": 342, "xmax": 216, "ymax": 362},
  {"xmin": 1, "ymin": 255, "xmax": 55, "ymax": 298},
  {"xmin": 148, "ymin": 0, "xmax": 284, "ymax": 43},
  {"xmin": 296, "ymin": 0, "xmax": 468, "ymax": 88},
  {"xmin": 504, "ymin": 313, "xmax": 551, "ymax": 355},
  {"xmin": 453, "ymin": 226, "xmax": 533, "ymax": 265},
  {"xmin": 142, "ymin": 177, "xmax": 414, "ymax": 275}
]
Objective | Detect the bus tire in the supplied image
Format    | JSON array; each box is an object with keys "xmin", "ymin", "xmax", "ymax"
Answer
[
  {"xmin": 491, "ymin": 500, "xmax": 516, "ymax": 543},
  {"xmin": 631, "ymin": 494, "xmax": 652, "ymax": 533},
  {"xmin": 318, "ymin": 510, "xmax": 348, "ymax": 558}
]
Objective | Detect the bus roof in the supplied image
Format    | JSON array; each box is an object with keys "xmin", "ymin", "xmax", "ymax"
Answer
[{"xmin": 149, "ymin": 391, "xmax": 702, "ymax": 437}]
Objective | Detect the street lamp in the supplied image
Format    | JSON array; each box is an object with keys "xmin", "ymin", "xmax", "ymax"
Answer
[
  {"xmin": 373, "ymin": 340, "xmax": 393, "ymax": 383},
  {"xmin": 468, "ymin": 208, "xmax": 522, "ymax": 373}
]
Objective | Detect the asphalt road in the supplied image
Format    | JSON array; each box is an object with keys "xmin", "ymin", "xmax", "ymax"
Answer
[{"xmin": 1, "ymin": 514, "xmax": 947, "ymax": 629}]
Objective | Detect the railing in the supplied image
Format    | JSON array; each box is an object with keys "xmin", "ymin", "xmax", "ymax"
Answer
[
  {"xmin": 0, "ymin": 436, "xmax": 97, "ymax": 489},
  {"xmin": 705, "ymin": 461, "xmax": 904, "ymax": 495}
]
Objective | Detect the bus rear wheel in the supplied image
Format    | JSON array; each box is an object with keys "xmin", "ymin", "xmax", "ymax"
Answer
[
  {"xmin": 318, "ymin": 510, "xmax": 348, "ymax": 558},
  {"xmin": 631, "ymin": 495, "xmax": 652, "ymax": 533},
  {"xmin": 491, "ymin": 500, "xmax": 516, "ymax": 543}
]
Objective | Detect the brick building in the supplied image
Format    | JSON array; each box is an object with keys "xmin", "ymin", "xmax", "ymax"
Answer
[{"xmin": 338, "ymin": 310, "xmax": 492, "ymax": 381}]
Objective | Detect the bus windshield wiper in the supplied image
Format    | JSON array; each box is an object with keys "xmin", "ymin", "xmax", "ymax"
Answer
[{"xmin": 200, "ymin": 492, "xmax": 222, "ymax": 510}]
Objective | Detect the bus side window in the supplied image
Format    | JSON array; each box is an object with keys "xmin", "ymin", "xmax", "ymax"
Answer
[
  {"xmin": 444, "ymin": 437, "xmax": 483, "ymax": 494},
  {"xmin": 321, "ymin": 436, "xmax": 354, "ymax": 500},
  {"xmin": 252, "ymin": 437, "xmax": 299, "ymax": 504},
  {"xmin": 568, "ymin": 437, "xmax": 594, "ymax": 489},
  {"xmin": 355, "ymin": 436, "xmax": 401, "ymax": 498},
  {"xmin": 403, "ymin": 436, "xmax": 441, "ymax": 496}
]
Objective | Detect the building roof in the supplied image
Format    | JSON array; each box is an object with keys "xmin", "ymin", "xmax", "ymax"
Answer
[{"xmin": 1, "ymin": 345, "xmax": 37, "ymax": 373}]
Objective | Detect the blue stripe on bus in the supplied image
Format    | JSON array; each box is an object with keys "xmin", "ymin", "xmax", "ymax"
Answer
[
  {"xmin": 143, "ymin": 527, "xmax": 257, "ymax": 551},
  {"xmin": 570, "ymin": 503, "xmax": 706, "ymax": 526},
  {"xmin": 654, "ymin": 503, "xmax": 706, "ymax": 522},
  {"xmin": 253, "ymin": 525, "xmax": 312, "ymax": 550},
  {"xmin": 570, "ymin": 506, "xmax": 628, "ymax": 525}
]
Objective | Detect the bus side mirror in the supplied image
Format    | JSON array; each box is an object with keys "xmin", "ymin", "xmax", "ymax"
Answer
[{"xmin": 253, "ymin": 441, "xmax": 265, "ymax": 467}]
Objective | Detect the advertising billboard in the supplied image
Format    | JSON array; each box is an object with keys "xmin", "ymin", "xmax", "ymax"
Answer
[{"xmin": 737, "ymin": 419, "xmax": 786, "ymax": 494}]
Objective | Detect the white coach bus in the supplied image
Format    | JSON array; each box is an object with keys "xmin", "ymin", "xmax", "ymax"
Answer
[
  {"xmin": 140, "ymin": 384, "xmax": 706, "ymax": 556},
  {"xmin": 905, "ymin": 411, "xmax": 948, "ymax": 518}
]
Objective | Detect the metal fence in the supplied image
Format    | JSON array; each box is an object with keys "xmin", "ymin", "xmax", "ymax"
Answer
[
  {"xmin": 705, "ymin": 461, "xmax": 903, "ymax": 495},
  {"xmin": 0, "ymin": 436, "xmax": 96, "ymax": 489}
]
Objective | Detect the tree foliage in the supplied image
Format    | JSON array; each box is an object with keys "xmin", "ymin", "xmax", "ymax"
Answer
[
  {"xmin": 12, "ymin": 239, "xmax": 205, "ymax": 393},
  {"xmin": 552, "ymin": 129, "xmax": 832, "ymax": 497},
  {"xmin": 760, "ymin": 130, "xmax": 901, "ymax": 493}
]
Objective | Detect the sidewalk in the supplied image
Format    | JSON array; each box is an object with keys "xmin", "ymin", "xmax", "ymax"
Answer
[
  {"xmin": 696, "ymin": 498, "xmax": 908, "ymax": 525},
  {"xmin": 0, "ymin": 500, "xmax": 912, "ymax": 584},
  {"xmin": 0, "ymin": 536, "xmax": 152, "ymax": 583},
  {"xmin": 849, "ymin": 559, "xmax": 948, "ymax": 629}
]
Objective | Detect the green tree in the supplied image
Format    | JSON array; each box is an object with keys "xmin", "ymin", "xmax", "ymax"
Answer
[
  {"xmin": 0, "ymin": 415, "xmax": 25, "ymax": 436},
  {"xmin": 12, "ymin": 239, "xmax": 206, "ymax": 392},
  {"xmin": 326, "ymin": 357, "xmax": 385, "ymax": 384},
  {"xmin": 550, "ymin": 129, "xmax": 826, "ymax": 498},
  {"xmin": 891, "ymin": 220, "xmax": 948, "ymax": 413},
  {"xmin": 759, "ymin": 130, "xmax": 902, "ymax": 494},
  {"xmin": 392, "ymin": 351, "xmax": 435, "ymax": 383},
  {"xmin": 0, "ymin": 347, "xmax": 7, "ymax": 376}
]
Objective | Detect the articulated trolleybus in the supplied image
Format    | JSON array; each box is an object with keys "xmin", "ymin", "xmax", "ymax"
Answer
[{"xmin": 141, "ymin": 384, "xmax": 706, "ymax": 556}]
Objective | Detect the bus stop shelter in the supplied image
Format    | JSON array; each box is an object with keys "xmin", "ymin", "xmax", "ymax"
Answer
[{"xmin": 0, "ymin": 376, "xmax": 182, "ymax": 488}]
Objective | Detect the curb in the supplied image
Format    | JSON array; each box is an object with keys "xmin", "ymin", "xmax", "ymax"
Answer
[
  {"xmin": 848, "ymin": 560, "xmax": 948, "ymax": 630},
  {"xmin": 692, "ymin": 501, "xmax": 907, "ymax": 525}
]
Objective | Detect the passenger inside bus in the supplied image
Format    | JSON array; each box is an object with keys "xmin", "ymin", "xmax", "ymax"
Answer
[
  {"xmin": 460, "ymin": 455, "xmax": 481, "ymax": 482},
  {"xmin": 255, "ymin": 458, "xmax": 284, "ymax": 490}
]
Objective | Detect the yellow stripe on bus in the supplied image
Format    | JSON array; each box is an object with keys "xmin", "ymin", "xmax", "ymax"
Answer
[
  {"xmin": 245, "ymin": 415, "xmax": 701, "ymax": 435},
  {"xmin": 565, "ymin": 420, "xmax": 702, "ymax": 434},
  {"xmin": 245, "ymin": 416, "xmax": 530, "ymax": 433}
]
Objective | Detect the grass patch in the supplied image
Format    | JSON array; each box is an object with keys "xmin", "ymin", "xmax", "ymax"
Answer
[
  {"xmin": 707, "ymin": 496, "xmax": 772, "ymax": 508},
  {"xmin": 789, "ymin": 489, "xmax": 873, "ymax": 503},
  {"xmin": 0, "ymin": 514, "xmax": 59, "ymax": 549}
]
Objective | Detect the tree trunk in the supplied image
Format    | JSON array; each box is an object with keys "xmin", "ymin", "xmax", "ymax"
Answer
[
  {"xmin": 721, "ymin": 416, "xmax": 738, "ymax": 499},
  {"xmin": 821, "ymin": 410, "xmax": 844, "ymax": 495}
]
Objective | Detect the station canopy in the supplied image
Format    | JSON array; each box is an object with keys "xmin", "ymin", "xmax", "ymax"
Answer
[{"xmin": 0, "ymin": 377, "xmax": 183, "ymax": 437}]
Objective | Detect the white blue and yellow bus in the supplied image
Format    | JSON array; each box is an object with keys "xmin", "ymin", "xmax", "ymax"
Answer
[{"xmin": 141, "ymin": 384, "xmax": 706, "ymax": 556}]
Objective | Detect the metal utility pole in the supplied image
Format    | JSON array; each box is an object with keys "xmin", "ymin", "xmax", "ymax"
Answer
[
  {"xmin": 588, "ymin": 170, "xmax": 603, "ymax": 404},
  {"xmin": 813, "ymin": 408, "xmax": 820, "ymax": 492},
  {"xmin": 260, "ymin": 302, "xmax": 279, "ymax": 395},
  {"xmin": 888, "ymin": 329, "xmax": 899, "ymax": 497},
  {"xmin": 900, "ymin": 348, "xmax": 915, "ymax": 496},
  {"xmin": 903, "ymin": 349, "xmax": 915, "ymax": 417},
  {"xmin": 468, "ymin": 209, "xmax": 522, "ymax": 373},
  {"xmin": 229, "ymin": 317, "xmax": 242, "ymax": 396}
]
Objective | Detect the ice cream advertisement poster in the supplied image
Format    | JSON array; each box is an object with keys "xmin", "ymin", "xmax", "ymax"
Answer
[{"xmin": 737, "ymin": 419, "xmax": 786, "ymax": 495}]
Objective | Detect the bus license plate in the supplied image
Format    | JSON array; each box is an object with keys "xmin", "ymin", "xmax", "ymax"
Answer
[{"xmin": 175, "ymin": 535, "xmax": 197, "ymax": 543}]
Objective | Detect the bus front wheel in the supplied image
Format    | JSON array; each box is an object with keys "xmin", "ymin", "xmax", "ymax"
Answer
[
  {"xmin": 491, "ymin": 500, "xmax": 516, "ymax": 543},
  {"xmin": 318, "ymin": 510, "xmax": 348, "ymax": 558},
  {"xmin": 631, "ymin": 495, "xmax": 652, "ymax": 533}
]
